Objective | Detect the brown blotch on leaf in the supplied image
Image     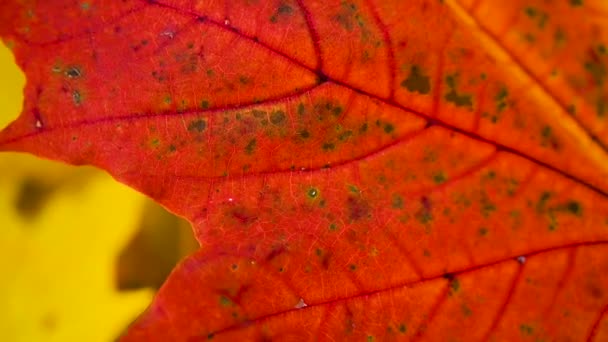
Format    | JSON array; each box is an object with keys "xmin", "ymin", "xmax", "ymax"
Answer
[
  {"xmin": 346, "ymin": 196, "xmax": 372, "ymax": 221},
  {"xmin": 188, "ymin": 119, "xmax": 207, "ymax": 133}
]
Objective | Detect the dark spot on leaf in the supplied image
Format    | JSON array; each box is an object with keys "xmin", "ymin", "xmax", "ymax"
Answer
[
  {"xmin": 245, "ymin": 139, "xmax": 256, "ymax": 155},
  {"xmin": 230, "ymin": 206, "xmax": 258, "ymax": 226},
  {"xmin": 384, "ymin": 123, "xmax": 394, "ymax": 134},
  {"xmin": 270, "ymin": 110, "xmax": 286, "ymax": 125},
  {"xmin": 445, "ymin": 74, "xmax": 473, "ymax": 109},
  {"xmin": 359, "ymin": 123, "xmax": 368, "ymax": 133},
  {"xmin": 565, "ymin": 201, "xmax": 582, "ymax": 216},
  {"xmin": 401, "ymin": 65, "xmax": 431, "ymax": 94},
  {"xmin": 570, "ymin": 0, "xmax": 583, "ymax": 6},
  {"xmin": 72, "ymin": 90, "xmax": 82, "ymax": 105},
  {"xmin": 392, "ymin": 194, "xmax": 404, "ymax": 209},
  {"xmin": 188, "ymin": 119, "xmax": 206, "ymax": 132},
  {"xmin": 65, "ymin": 66, "xmax": 82, "ymax": 78},
  {"xmin": 347, "ymin": 196, "xmax": 371, "ymax": 221},
  {"xmin": 432, "ymin": 171, "xmax": 447, "ymax": 184},
  {"xmin": 308, "ymin": 187, "xmax": 319, "ymax": 199},
  {"xmin": 322, "ymin": 142, "xmax": 335, "ymax": 151},
  {"xmin": 415, "ymin": 196, "xmax": 433, "ymax": 224},
  {"xmin": 520, "ymin": 324, "xmax": 534, "ymax": 335}
]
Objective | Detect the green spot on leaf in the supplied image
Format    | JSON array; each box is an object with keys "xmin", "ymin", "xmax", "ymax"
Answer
[
  {"xmin": 188, "ymin": 119, "xmax": 206, "ymax": 132},
  {"xmin": 245, "ymin": 139, "xmax": 256, "ymax": 155},
  {"xmin": 270, "ymin": 110, "xmax": 286, "ymax": 125},
  {"xmin": 401, "ymin": 65, "xmax": 431, "ymax": 94}
]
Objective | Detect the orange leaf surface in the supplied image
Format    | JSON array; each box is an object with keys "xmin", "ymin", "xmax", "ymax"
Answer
[{"xmin": 1, "ymin": 0, "xmax": 608, "ymax": 340}]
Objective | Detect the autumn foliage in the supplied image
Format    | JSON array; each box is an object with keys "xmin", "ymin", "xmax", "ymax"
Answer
[{"xmin": 1, "ymin": 0, "xmax": 608, "ymax": 340}]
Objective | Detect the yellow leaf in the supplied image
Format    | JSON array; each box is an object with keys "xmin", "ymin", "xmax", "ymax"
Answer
[{"xmin": 0, "ymin": 43, "xmax": 154, "ymax": 342}]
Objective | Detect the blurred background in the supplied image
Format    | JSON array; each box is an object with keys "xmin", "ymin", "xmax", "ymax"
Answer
[{"xmin": 0, "ymin": 43, "xmax": 199, "ymax": 341}]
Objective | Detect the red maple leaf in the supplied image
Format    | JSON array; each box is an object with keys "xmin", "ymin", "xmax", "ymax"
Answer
[{"xmin": 1, "ymin": 0, "xmax": 608, "ymax": 340}]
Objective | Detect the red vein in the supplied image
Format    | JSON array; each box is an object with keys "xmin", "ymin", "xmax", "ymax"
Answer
[
  {"xmin": 193, "ymin": 240, "xmax": 608, "ymax": 338},
  {"xmin": 411, "ymin": 284, "xmax": 450, "ymax": 341},
  {"xmin": 544, "ymin": 247, "xmax": 577, "ymax": 315},
  {"xmin": 294, "ymin": 0, "xmax": 323, "ymax": 72},
  {"xmin": 480, "ymin": 260, "xmax": 524, "ymax": 341},
  {"xmin": 0, "ymin": 82, "xmax": 322, "ymax": 147},
  {"xmin": 364, "ymin": 0, "xmax": 396, "ymax": 100},
  {"xmin": 450, "ymin": 0, "xmax": 608, "ymax": 154},
  {"xmin": 125, "ymin": 124, "xmax": 431, "ymax": 183},
  {"xmin": 2, "ymin": 0, "xmax": 606, "ymax": 200},
  {"xmin": 587, "ymin": 303, "xmax": 608, "ymax": 342},
  {"xmin": 6, "ymin": 4, "xmax": 148, "ymax": 47}
]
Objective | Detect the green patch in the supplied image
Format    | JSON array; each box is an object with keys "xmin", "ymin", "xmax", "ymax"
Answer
[
  {"xmin": 398, "ymin": 324, "xmax": 407, "ymax": 333},
  {"xmin": 445, "ymin": 74, "xmax": 473, "ymax": 109},
  {"xmin": 598, "ymin": 98, "xmax": 606, "ymax": 118},
  {"xmin": 480, "ymin": 194, "xmax": 497, "ymax": 217},
  {"xmin": 567, "ymin": 104, "xmax": 577, "ymax": 115},
  {"xmin": 332, "ymin": 106, "xmax": 343, "ymax": 116},
  {"xmin": 297, "ymin": 103, "xmax": 305, "ymax": 115},
  {"xmin": 495, "ymin": 87, "xmax": 508, "ymax": 112},
  {"xmin": 384, "ymin": 123, "xmax": 395, "ymax": 134},
  {"xmin": 65, "ymin": 66, "xmax": 82, "ymax": 78},
  {"xmin": 432, "ymin": 171, "xmax": 447, "ymax": 184},
  {"xmin": 245, "ymin": 139, "xmax": 257, "ymax": 155},
  {"xmin": 200, "ymin": 100, "xmax": 210, "ymax": 109},
  {"xmin": 524, "ymin": 6, "xmax": 538, "ymax": 18},
  {"xmin": 238, "ymin": 75, "xmax": 249, "ymax": 85},
  {"xmin": 270, "ymin": 110, "xmax": 286, "ymax": 125},
  {"xmin": 570, "ymin": 0, "xmax": 583, "ymax": 6},
  {"xmin": 449, "ymin": 278, "xmax": 460, "ymax": 294},
  {"xmin": 415, "ymin": 207, "xmax": 432, "ymax": 225},
  {"xmin": 554, "ymin": 28, "xmax": 566, "ymax": 47},
  {"xmin": 478, "ymin": 227, "xmax": 488, "ymax": 236},
  {"xmin": 401, "ymin": 65, "xmax": 431, "ymax": 94},
  {"xmin": 359, "ymin": 122, "xmax": 368, "ymax": 133},
  {"xmin": 270, "ymin": 3, "xmax": 294, "ymax": 23},
  {"xmin": 392, "ymin": 194, "xmax": 404, "ymax": 209},
  {"xmin": 188, "ymin": 119, "xmax": 207, "ymax": 132},
  {"xmin": 72, "ymin": 90, "xmax": 82, "ymax": 106},
  {"xmin": 520, "ymin": 324, "xmax": 534, "ymax": 335},
  {"xmin": 219, "ymin": 295, "xmax": 233, "ymax": 307},
  {"xmin": 338, "ymin": 130, "xmax": 353, "ymax": 141},
  {"xmin": 565, "ymin": 201, "xmax": 582, "ymax": 216},
  {"xmin": 584, "ymin": 59, "xmax": 606, "ymax": 86},
  {"xmin": 322, "ymin": 142, "xmax": 336, "ymax": 151},
  {"xmin": 536, "ymin": 191, "xmax": 552, "ymax": 213},
  {"xmin": 307, "ymin": 187, "xmax": 319, "ymax": 199},
  {"xmin": 346, "ymin": 196, "xmax": 371, "ymax": 221},
  {"xmin": 329, "ymin": 223, "xmax": 339, "ymax": 231},
  {"xmin": 524, "ymin": 6, "xmax": 549, "ymax": 28}
]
